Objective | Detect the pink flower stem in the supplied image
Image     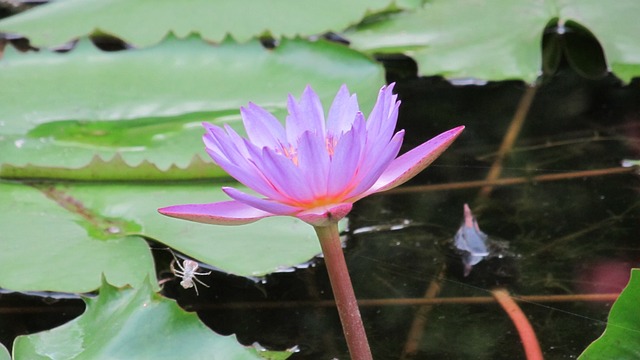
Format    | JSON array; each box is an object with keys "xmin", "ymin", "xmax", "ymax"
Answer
[
  {"xmin": 492, "ymin": 288, "xmax": 544, "ymax": 360},
  {"xmin": 314, "ymin": 224, "xmax": 373, "ymax": 360}
]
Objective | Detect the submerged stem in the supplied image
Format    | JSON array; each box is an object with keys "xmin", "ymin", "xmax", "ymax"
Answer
[
  {"xmin": 314, "ymin": 224, "xmax": 373, "ymax": 360},
  {"xmin": 492, "ymin": 288, "xmax": 544, "ymax": 360}
]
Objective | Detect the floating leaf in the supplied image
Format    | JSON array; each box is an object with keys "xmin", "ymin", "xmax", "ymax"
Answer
[
  {"xmin": 346, "ymin": 0, "xmax": 640, "ymax": 82},
  {"xmin": 255, "ymin": 348, "xmax": 299, "ymax": 360},
  {"xmin": 558, "ymin": 0, "xmax": 640, "ymax": 82},
  {"xmin": 0, "ymin": 0, "xmax": 397, "ymax": 47},
  {"xmin": 0, "ymin": 179, "xmax": 321, "ymax": 291},
  {"xmin": 0, "ymin": 181, "xmax": 156, "ymax": 293},
  {"xmin": 0, "ymin": 155, "xmax": 224, "ymax": 181},
  {"xmin": 578, "ymin": 269, "xmax": 640, "ymax": 359},
  {"xmin": 12, "ymin": 278, "xmax": 287, "ymax": 359},
  {"xmin": 0, "ymin": 36, "xmax": 384, "ymax": 179},
  {"xmin": 62, "ymin": 182, "xmax": 321, "ymax": 277},
  {"xmin": 0, "ymin": 343, "xmax": 9, "ymax": 360}
]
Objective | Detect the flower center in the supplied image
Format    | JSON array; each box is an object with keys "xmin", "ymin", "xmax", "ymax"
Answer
[
  {"xmin": 275, "ymin": 142, "xmax": 298, "ymax": 166},
  {"xmin": 275, "ymin": 133, "xmax": 339, "ymax": 167},
  {"xmin": 292, "ymin": 194, "xmax": 343, "ymax": 209},
  {"xmin": 325, "ymin": 135, "xmax": 338, "ymax": 157}
]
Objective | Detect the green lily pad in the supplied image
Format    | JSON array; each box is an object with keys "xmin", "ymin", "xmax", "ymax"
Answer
[
  {"xmin": 0, "ymin": 179, "xmax": 321, "ymax": 291},
  {"xmin": 63, "ymin": 182, "xmax": 321, "ymax": 277},
  {"xmin": 0, "ymin": 181, "xmax": 156, "ymax": 293},
  {"xmin": 0, "ymin": 36, "xmax": 384, "ymax": 180},
  {"xmin": 578, "ymin": 269, "xmax": 640, "ymax": 359},
  {"xmin": 12, "ymin": 278, "xmax": 290, "ymax": 360},
  {"xmin": 255, "ymin": 348, "xmax": 299, "ymax": 360},
  {"xmin": 346, "ymin": 0, "xmax": 640, "ymax": 83},
  {"xmin": 0, "ymin": 0, "xmax": 396, "ymax": 47},
  {"xmin": 557, "ymin": 0, "xmax": 640, "ymax": 83},
  {"xmin": 0, "ymin": 343, "xmax": 9, "ymax": 360},
  {"xmin": 0, "ymin": 155, "xmax": 224, "ymax": 181}
]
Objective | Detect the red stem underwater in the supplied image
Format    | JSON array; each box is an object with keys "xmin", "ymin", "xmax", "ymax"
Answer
[
  {"xmin": 492, "ymin": 288, "xmax": 544, "ymax": 360},
  {"xmin": 315, "ymin": 224, "xmax": 373, "ymax": 360}
]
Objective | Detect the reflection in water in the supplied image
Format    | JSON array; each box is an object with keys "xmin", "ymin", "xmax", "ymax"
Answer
[{"xmin": 454, "ymin": 204, "xmax": 490, "ymax": 276}]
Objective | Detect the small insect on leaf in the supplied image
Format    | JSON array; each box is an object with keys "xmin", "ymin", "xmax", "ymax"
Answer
[{"xmin": 169, "ymin": 252, "xmax": 212, "ymax": 296}]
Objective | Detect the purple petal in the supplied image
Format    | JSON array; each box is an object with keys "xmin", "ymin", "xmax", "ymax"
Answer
[
  {"xmin": 327, "ymin": 123, "xmax": 363, "ymax": 196},
  {"xmin": 297, "ymin": 131, "xmax": 330, "ymax": 197},
  {"xmin": 360, "ymin": 126, "xmax": 465, "ymax": 198},
  {"xmin": 203, "ymin": 123, "xmax": 248, "ymax": 167},
  {"xmin": 326, "ymin": 85, "xmax": 360, "ymax": 137},
  {"xmin": 286, "ymin": 86, "xmax": 325, "ymax": 143},
  {"xmin": 205, "ymin": 140, "xmax": 297, "ymax": 205},
  {"xmin": 348, "ymin": 130, "xmax": 405, "ymax": 198},
  {"xmin": 357, "ymin": 94, "xmax": 400, "ymax": 179},
  {"xmin": 366, "ymin": 83, "xmax": 399, "ymax": 143},
  {"xmin": 295, "ymin": 203, "xmax": 353, "ymax": 227},
  {"xmin": 240, "ymin": 103, "xmax": 287, "ymax": 149},
  {"xmin": 222, "ymin": 187, "xmax": 300, "ymax": 215},
  {"xmin": 202, "ymin": 123, "xmax": 227, "ymax": 159},
  {"xmin": 203, "ymin": 124, "xmax": 294, "ymax": 203},
  {"xmin": 158, "ymin": 201, "xmax": 274, "ymax": 225},
  {"xmin": 222, "ymin": 124, "xmax": 251, "ymax": 158},
  {"xmin": 204, "ymin": 142, "xmax": 287, "ymax": 202},
  {"xmin": 254, "ymin": 147, "xmax": 316, "ymax": 202}
]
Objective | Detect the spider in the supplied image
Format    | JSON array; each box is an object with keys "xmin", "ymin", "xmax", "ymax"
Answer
[{"xmin": 169, "ymin": 252, "xmax": 212, "ymax": 296}]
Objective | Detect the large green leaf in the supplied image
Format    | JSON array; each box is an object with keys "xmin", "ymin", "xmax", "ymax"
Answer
[
  {"xmin": 12, "ymin": 278, "xmax": 291, "ymax": 360},
  {"xmin": 63, "ymin": 182, "xmax": 322, "ymax": 277},
  {"xmin": 0, "ymin": 343, "xmax": 9, "ymax": 360},
  {"xmin": 0, "ymin": 36, "xmax": 385, "ymax": 179},
  {"xmin": 346, "ymin": 0, "xmax": 640, "ymax": 83},
  {"xmin": 0, "ymin": 181, "xmax": 156, "ymax": 293},
  {"xmin": 557, "ymin": 0, "xmax": 640, "ymax": 82},
  {"xmin": 0, "ymin": 0, "xmax": 396, "ymax": 47},
  {"xmin": 578, "ymin": 269, "xmax": 640, "ymax": 359},
  {"xmin": 0, "ymin": 180, "xmax": 321, "ymax": 288}
]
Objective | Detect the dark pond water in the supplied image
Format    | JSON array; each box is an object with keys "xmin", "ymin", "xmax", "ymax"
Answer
[{"xmin": 1, "ymin": 63, "xmax": 639, "ymax": 359}]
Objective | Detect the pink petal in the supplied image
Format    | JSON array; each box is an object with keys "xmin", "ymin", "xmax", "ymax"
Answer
[
  {"xmin": 222, "ymin": 187, "xmax": 301, "ymax": 215},
  {"xmin": 295, "ymin": 203, "xmax": 353, "ymax": 227},
  {"xmin": 359, "ymin": 126, "xmax": 465, "ymax": 198},
  {"xmin": 158, "ymin": 201, "xmax": 275, "ymax": 225}
]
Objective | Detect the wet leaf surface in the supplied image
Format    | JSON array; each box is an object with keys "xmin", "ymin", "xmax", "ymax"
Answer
[
  {"xmin": 0, "ymin": 343, "xmax": 8, "ymax": 360},
  {"xmin": 0, "ymin": 180, "xmax": 321, "ymax": 293},
  {"xmin": 64, "ymin": 182, "xmax": 321, "ymax": 278},
  {"xmin": 579, "ymin": 269, "xmax": 640, "ymax": 359},
  {"xmin": 0, "ymin": 36, "xmax": 384, "ymax": 179},
  {"xmin": 346, "ymin": 0, "xmax": 640, "ymax": 82},
  {"xmin": 0, "ymin": 0, "xmax": 398, "ymax": 47},
  {"xmin": 0, "ymin": 182, "xmax": 155, "ymax": 293},
  {"xmin": 12, "ymin": 278, "xmax": 288, "ymax": 360}
]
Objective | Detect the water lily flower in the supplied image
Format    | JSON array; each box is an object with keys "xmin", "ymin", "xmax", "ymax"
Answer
[
  {"xmin": 159, "ymin": 84, "xmax": 464, "ymax": 227},
  {"xmin": 159, "ymin": 83, "xmax": 463, "ymax": 360}
]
